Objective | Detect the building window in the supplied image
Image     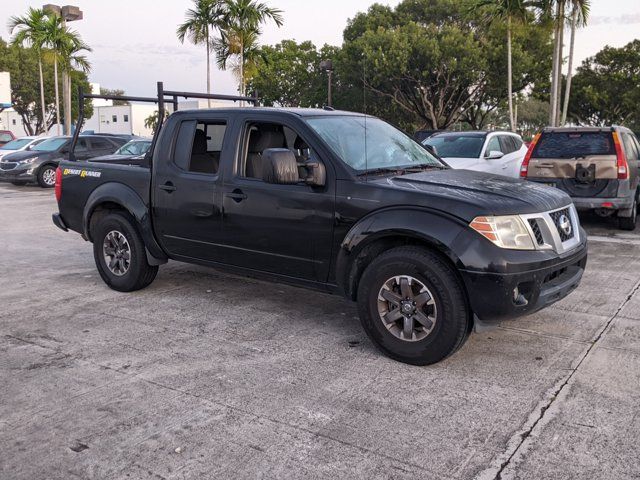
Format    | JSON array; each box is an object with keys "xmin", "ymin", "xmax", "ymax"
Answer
[
  {"xmin": 112, "ymin": 115, "xmax": 117, "ymax": 123},
  {"xmin": 12, "ymin": 119, "xmax": 16, "ymax": 125},
  {"xmin": 124, "ymin": 114, "xmax": 129, "ymax": 122}
]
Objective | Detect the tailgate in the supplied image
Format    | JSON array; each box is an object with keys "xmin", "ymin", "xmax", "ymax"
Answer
[{"xmin": 528, "ymin": 131, "xmax": 618, "ymax": 197}]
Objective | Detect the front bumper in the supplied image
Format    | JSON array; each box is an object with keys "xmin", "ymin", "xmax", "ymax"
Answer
[
  {"xmin": 460, "ymin": 236, "xmax": 588, "ymax": 323},
  {"xmin": 0, "ymin": 163, "xmax": 37, "ymax": 182}
]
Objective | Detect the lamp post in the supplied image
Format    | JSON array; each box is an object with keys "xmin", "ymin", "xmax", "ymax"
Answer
[
  {"xmin": 43, "ymin": 4, "xmax": 83, "ymax": 135},
  {"xmin": 320, "ymin": 59, "xmax": 334, "ymax": 108}
]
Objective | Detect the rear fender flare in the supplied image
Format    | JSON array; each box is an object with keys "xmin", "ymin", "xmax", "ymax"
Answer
[
  {"xmin": 335, "ymin": 207, "xmax": 468, "ymax": 299},
  {"xmin": 83, "ymin": 182, "xmax": 167, "ymax": 264}
]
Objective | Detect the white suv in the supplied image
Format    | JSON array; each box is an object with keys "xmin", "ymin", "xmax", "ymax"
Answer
[{"xmin": 423, "ymin": 131, "xmax": 528, "ymax": 178}]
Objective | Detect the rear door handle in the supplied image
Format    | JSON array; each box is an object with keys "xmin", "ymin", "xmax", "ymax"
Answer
[
  {"xmin": 159, "ymin": 182, "xmax": 176, "ymax": 192},
  {"xmin": 225, "ymin": 189, "xmax": 247, "ymax": 202}
]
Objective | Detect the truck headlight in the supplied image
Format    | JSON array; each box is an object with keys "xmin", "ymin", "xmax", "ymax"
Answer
[{"xmin": 470, "ymin": 215, "xmax": 535, "ymax": 250}]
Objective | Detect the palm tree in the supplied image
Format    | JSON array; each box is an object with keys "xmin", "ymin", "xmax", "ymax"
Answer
[
  {"xmin": 215, "ymin": 0, "xmax": 283, "ymax": 98},
  {"xmin": 8, "ymin": 8, "xmax": 48, "ymax": 134},
  {"xmin": 41, "ymin": 13, "xmax": 66, "ymax": 135},
  {"xmin": 560, "ymin": 0, "xmax": 590, "ymax": 125},
  {"xmin": 474, "ymin": 0, "xmax": 535, "ymax": 132},
  {"xmin": 177, "ymin": 0, "xmax": 226, "ymax": 107}
]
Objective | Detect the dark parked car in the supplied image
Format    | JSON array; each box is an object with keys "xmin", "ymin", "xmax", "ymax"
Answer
[
  {"xmin": 0, "ymin": 135, "xmax": 126, "ymax": 187},
  {"xmin": 89, "ymin": 139, "xmax": 152, "ymax": 166},
  {"xmin": 0, "ymin": 130, "xmax": 16, "ymax": 146},
  {"xmin": 522, "ymin": 126, "xmax": 640, "ymax": 230},
  {"xmin": 53, "ymin": 108, "xmax": 587, "ymax": 365}
]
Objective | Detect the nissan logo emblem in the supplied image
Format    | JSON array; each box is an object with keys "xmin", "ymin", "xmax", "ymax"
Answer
[{"xmin": 558, "ymin": 214, "xmax": 572, "ymax": 236}]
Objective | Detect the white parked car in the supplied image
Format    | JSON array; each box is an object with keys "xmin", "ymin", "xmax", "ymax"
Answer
[
  {"xmin": 0, "ymin": 136, "xmax": 48, "ymax": 161},
  {"xmin": 422, "ymin": 131, "xmax": 528, "ymax": 178}
]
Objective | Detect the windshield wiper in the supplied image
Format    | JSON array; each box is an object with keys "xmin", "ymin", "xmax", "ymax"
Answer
[{"xmin": 356, "ymin": 167, "xmax": 406, "ymax": 177}]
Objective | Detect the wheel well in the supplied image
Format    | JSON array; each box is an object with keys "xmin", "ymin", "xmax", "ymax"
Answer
[
  {"xmin": 346, "ymin": 235, "xmax": 465, "ymax": 302},
  {"xmin": 87, "ymin": 202, "xmax": 129, "ymax": 241}
]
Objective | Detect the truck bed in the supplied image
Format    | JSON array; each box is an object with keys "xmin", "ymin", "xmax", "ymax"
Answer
[{"xmin": 57, "ymin": 160, "xmax": 151, "ymax": 235}]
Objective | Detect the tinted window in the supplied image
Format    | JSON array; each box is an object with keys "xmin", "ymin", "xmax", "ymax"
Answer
[
  {"xmin": 0, "ymin": 138, "xmax": 32, "ymax": 150},
  {"xmin": 173, "ymin": 120, "xmax": 226, "ymax": 174},
  {"xmin": 622, "ymin": 133, "xmax": 639, "ymax": 160},
  {"xmin": 76, "ymin": 139, "xmax": 88, "ymax": 152},
  {"xmin": 499, "ymin": 135, "xmax": 519, "ymax": 154},
  {"xmin": 486, "ymin": 136, "xmax": 502, "ymax": 155},
  {"xmin": 33, "ymin": 138, "xmax": 69, "ymax": 152},
  {"xmin": 534, "ymin": 132, "xmax": 615, "ymax": 159},
  {"xmin": 425, "ymin": 135, "xmax": 485, "ymax": 158},
  {"xmin": 91, "ymin": 138, "xmax": 112, "ymax": 150}
]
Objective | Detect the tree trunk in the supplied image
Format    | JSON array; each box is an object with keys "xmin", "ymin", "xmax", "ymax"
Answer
[
  {"xmin": 549, "ymin": 1, "xmax": 562, "ymax": 126},
  {"xmin": 240, "ymin": 42, "xmax": 245, "ymax": 107},
  {"xmin": 206, "ymin": 25, "xmax": 211, "ymax": 108},
  {"xmin": 38, "ymin": 56, "xmax": 46, "ymax": 135},
  {"xmin": 507, "ymin": 16, "xmax": 515, "ymax": 132},
  {"xmin": 54, "ymin": 55, "xmax": 61, "ymax": 136},
  {"xmin": 555, "ymin": 7, "xmax": 565, "ymax": 127},
  {"xmin": 561, "ymin": 6, "xmax": 578, "ymax": 126},
  {"xmin": 63, "ymin": 71, "xmax": 71, "ymax": 135}
]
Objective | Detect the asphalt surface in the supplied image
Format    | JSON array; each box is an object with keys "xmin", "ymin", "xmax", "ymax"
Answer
[{"xmin": 1, "ymin": 182, "xmax": 639, "ymax": 480}]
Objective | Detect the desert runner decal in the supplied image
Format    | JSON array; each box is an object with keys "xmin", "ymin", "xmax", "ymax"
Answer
[{"xmin": 63, "ymin": 168, "xmax": 102, "ymax": 178}]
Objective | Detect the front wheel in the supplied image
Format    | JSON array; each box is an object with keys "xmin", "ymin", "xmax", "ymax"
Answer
[
  {"xmin": 37, "ymin": 164, "xmax": 57, "ymax": 188},
  {"xmin": 92, "ymin": 212, "xmax": 158, "ymax": 292},
  {"xmin": 357, "ymin": 246, "xmax": 470, "ymax": 365}
]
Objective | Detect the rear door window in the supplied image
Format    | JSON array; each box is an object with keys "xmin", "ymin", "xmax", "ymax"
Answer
[
  {"xmin": 533, "ymin": 132, "xmax": 615, "ymax": 159},
  {"xmin": 498, "ymin": 136, "xmax": 517, "ymax": 154},
  {"xmin": 622, "ymin": 133, "xmax": 640, "ymax": 161},
  {"xmin": 486, "ymin": 136, "xmax": 503, "ymax": 155}
]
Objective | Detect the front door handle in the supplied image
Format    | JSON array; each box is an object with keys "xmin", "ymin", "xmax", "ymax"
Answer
[
  {"xmin": 159, "ymin": 182, "xmax": 176, "ymax": 193},
  {"xmin": 225, "ymin": 189, "xmax": 247, "ymax": 202}
]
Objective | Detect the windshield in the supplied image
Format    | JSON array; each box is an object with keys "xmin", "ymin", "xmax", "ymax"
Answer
[
  {"xmin": 306, "ymin": 116, "xmax": 444, "ymax": 172},
  {"xmin": 424, "ymin": 135, "xmax": 485, "ymax": 158},
  {"xmin": 115, "ymin": 140, "xmax": 151, "ymax": 156},
  {"xmin": 32, "ymin": 138, "xmax": 68, "ymax": 152},
  {"xmin": 0, "ymin": 138, "xmax": 33, "ymax": 150}
]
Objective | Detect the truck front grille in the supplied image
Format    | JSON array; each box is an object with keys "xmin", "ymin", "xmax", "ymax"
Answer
[
  {"xmin": 528, "ymin": 219, "xmax": 544, "ymax": 246},
  {"xmin": 549, "ymin": 207, "xmax": 574, "ymax": 242}
]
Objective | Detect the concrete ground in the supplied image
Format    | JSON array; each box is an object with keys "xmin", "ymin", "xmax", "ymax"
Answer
[{"xmin": 1, "ymin": 183, "xmax": 639, "ymax": 480}]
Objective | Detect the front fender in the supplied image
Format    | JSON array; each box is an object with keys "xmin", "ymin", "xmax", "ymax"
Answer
[
  {"xmin": 82, "ymin": 182, "xmax": 167, "ymax": 263},
  {"xmin": 335, "ymin": 207, "xmax": 468, "ymax": 298}
]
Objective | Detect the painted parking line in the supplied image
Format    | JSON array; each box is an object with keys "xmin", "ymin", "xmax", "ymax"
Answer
[{"xmin": 587, "ymin": 235, "xmax": 640, "ymax": 246}]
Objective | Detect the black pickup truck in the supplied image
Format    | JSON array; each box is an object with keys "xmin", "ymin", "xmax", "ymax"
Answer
[{"xmin": 53, "ymin": 103, "xmax": 587, "ymax": 365}]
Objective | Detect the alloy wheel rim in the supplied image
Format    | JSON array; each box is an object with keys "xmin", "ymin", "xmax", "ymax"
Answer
[
  {"xmin": 43, "ymin": 168, "xmax": 56, "ymax": 186},
  {"xmin": 377, "ymin": 275, "xmax": 437, "ymax": 342},
  {"xmin": 103, "ymin": 230, "xmax": 131, "ymax": 276}
]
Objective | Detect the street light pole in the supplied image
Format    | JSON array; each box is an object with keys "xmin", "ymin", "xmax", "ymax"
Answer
[
  {"xmin": 43, "ymin": 4, "xmax": 83, "ymax": 136},
  {"xmin": 320, "ymin": 60, "xmax": 334, "ymax": 108}
]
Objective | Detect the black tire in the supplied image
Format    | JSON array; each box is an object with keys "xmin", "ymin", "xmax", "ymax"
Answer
[
  {"xmin": 357, "ymin": 246, "xmax": 470, "ymax": 366},
  {"xmin": 618, "ymin": 197, "xmax": 637, "ymax": 231},
  {"xmin": 92, "ymin": 212, "xmax": 158, "ymax": 292},
  {"xmin": 37, "ymin": 164, "xmax": 57, "ymax": 188},
  {"xmin": 11, "ymin": 181, "xmax": 28, "ymax": 186}
]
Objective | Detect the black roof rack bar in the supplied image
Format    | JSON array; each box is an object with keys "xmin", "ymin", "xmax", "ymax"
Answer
[{"xmin": 69, "ymin": 81, "xmax": 260, "ymax": 162}]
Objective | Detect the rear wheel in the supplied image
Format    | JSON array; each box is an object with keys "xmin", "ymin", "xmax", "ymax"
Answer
[
  {"xmin": 37, "ymin": 164, "xmax": 56, "ymax": 188},
  {"xmin": 92, "ymin": 212, "xmax": 158, "ymax": 292},
  {"xmin": 357, "ymin": 246, "xmax": 470, "ymax": 365},
  {"xmin": 619, "ymin": 196, "xmax": 637, "ymax": 231}
]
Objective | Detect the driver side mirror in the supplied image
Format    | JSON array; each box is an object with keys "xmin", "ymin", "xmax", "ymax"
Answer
[
  {"xmin": 486, "ymin": 150, "xmax": 504, "ymax": 160},
  {"xmin": 302, "ymin": 160, "xmax": 326, "ymax": 187}
]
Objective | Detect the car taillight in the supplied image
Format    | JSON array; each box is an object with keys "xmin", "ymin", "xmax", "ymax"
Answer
[
  {"xmin": 612, "ymin": 131, "xmax": 629, "ymax": 180},
  {"xmin": 520, "ymin": 133, "xmax": 541, "ymax": 178},
  {"xmin": 54, "ymin": 167, "xmax": 62, "ymax": 202}
]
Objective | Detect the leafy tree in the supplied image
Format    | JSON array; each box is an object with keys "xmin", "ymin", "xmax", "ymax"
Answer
[
  {"xmin": 100, "ymin": 87, "xmax": 128, "ymax": 106},
  {"xmin": 214, "ymin": 0, "xmax": 283, "ymax": 97},
  {"xmin": 177, "ymin": 0, "xmax": 226, "ymax": 107},
  {"xmin": 568, "ymin": 40, "xmax": 640, "ymax": 130},
  {"xmin": 338, "ymin": 0, "xmax": 552, "ymax": 131},
  {"xmin": 247, "ymin": 40, "xmax": 337, "ymax": 107},
  {"xmin": 7, "ymin": 8, "xmax": 49, "ymax": 133}
]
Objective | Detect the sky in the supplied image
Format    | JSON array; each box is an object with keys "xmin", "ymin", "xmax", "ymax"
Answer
[{"xmin": 2, "ymin": 0, "xmax": 640, "ymax": 98}]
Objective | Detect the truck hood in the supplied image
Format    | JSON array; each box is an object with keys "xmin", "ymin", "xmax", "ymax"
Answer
[{"xmin": 372, "ymin": 169, "xmax": 572, "ymax": 221}]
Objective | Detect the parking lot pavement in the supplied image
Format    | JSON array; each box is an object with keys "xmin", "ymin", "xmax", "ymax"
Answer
[{"xmin": 1, "ymin": 183, "xmax": 639, "ymax": 480}]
